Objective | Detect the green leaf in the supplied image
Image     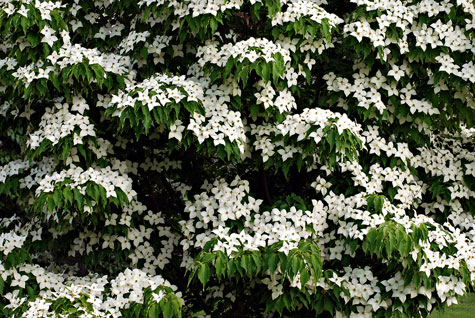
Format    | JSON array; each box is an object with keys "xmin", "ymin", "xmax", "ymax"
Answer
[
  {"xmin": 267, "ymin": 253, "xmax": 278, "ymax": 272},
  {"xmin": 0, "ymin": 277, "xmax": 4, "ymax": 296},
  {"xmin": 200, "ymin": 252, "xmax": 216, "ymax": 263},
  {"xmin": 210, "ymin": 19, "xmax": 218, "ymax": 34},
  {"xmin": 290, "ymin": 256, "xmax": 300, "ymax": 278},
  {"xmin": 115, "ymin": 188, "xmax": 130, "ymax": 206},
  {"xmin": 239, "ymin": 66, "xmax": 250, "ymax": 88},
  {"xmin": 323, "ymin": 296, "xmax": 334, "ymax": 315},
  {"xmin": 20, "ymin": 16, "xmax": 29, "ymax": 34},
  {"xmin": 327, "ymin": 129, "xmax": 337, "ymax": 150},
  {"xmin": 272, "ymin": 63, "xmax": 281, "ymax": 85},
  {"xmin": 63, "ymin": 187, "xmax": 73, "ymax": 205},
  {"xmin": 282, "ymin": 161, "xmax": 291, "ymax": 179},
  {"xmin": 262, "ymin": 63, "xmax": 271, "ymax": 82},
  {"xmin": 224, "ymin": 58, "xmax": 234, "ymax": 79},
  {"xmin": 47, "ymin": 196, "xmax": 55, "ymax": 212},
  {"xmin": 85, "ymin": 66, "xmax": 94, "ymax": 83},
  {"xmin": 27, "ymin": 33, "xmax": 40, "ymax": 47},
  {"xmin": 274, "ymin": 52, "xmax": 285, "ymax": 75},
  {"xmin": 142, "ymin": 105, "xmax": 153, "ymax": 134},
  {"xmin": 227, "ymin": 258, "xmax": 237, "ymax": 277},
  {"xmin": 77, "ymin": 144, "xmax": 87, "ymax": 160},
  {"xmin": 27, "ymin": 285, "xmax": 35, "ymax": 298},
  {"xmin": 321, "ymin": 19, "xmax": 331, "ymax": 42},
  {"xmin": 251, "ymin": 252, "xmax": 262, "ymax": 273},
  {"xmin": 308, "ymin": 24, "xmax": 317, "ymax": 37},
  {"xmin": 300, "ymin": 268, "xmax": 310, "ymax": 289},
  {"xmin": 53, "ymin": 189, "xmax": 62, "ymax": 206},
  {"xmin": 73, "ymin": 188, "xmax": 83, "ymax": 209},
  {"xmin": 98, "ymin": 185, "xmax": 107, "ymax": 207},
  {"xmin": 91, "ymin": 64, "xmax": 105, "ymax": 86},
  {"xmin": 198, "ymin": 263, "xmax": 210, "ymax": 287},
  {"xmin": 374, "ymin": 195, "xmax": 384, "ymax": 213},
  {"xmin": 215, "ymin": 254, "xmax": 226, "ymax": 278},
  {"xmin": 161, "ymin": 301, "xmax": 173, "ymax": 318},
  {"xmin": 388, "ymin": 186, "xmax": 397, "ymax": 201}
]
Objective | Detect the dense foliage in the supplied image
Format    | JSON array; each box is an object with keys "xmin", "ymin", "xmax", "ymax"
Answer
[{"xmin": 0, "ymin": 0, "xmax": 474, "ymax": 317}]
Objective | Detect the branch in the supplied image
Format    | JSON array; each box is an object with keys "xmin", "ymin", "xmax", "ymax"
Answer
[{"xmin": 259, "ymin": 167, "xmax": 272, "ymax": 205}]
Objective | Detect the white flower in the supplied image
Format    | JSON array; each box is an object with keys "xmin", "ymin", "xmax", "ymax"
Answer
[
  {"xmin": 71, "ymin": 96, "xmax": 89, "ymax": 114},
  {"xmin": 40, "ymin": 26, "xmax": 58, "ymax": 47},
  {"xmin": 169, "ymin": 120, "xmax": 186, "ymax": 141}
]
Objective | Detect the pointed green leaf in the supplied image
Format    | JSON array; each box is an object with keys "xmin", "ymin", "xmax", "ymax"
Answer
[{"xmin": 198, "ymin": 263, "xmax": 210, "ymax": 287}]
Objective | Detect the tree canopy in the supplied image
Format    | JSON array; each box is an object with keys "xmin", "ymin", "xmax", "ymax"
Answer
[{"xmin": 0, "ymin": 0, "xmax": 474, "ymax": 317}]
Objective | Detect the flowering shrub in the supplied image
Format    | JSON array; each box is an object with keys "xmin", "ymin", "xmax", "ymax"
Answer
[{"xmin": 0, "ymin": 0, "xmax": 474, "ymax": 317}]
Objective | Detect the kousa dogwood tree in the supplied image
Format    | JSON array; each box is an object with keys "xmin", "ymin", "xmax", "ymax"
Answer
[{"xmin": 0, "ymin": 0, "xmax": 474, "ymax": 317}]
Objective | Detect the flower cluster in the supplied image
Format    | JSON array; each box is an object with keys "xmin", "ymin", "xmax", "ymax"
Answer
[
  {"xmin": 253, "ymin": 80, "xmax": 297, "ymax": 113},
  {"xmin": 18, "ymin": 157, "xmax": 56, "ymax": 190},
  {"xmin": 184, "ymin": 83, "xmax": 246, "ymax": 150},
  {"xmin": 109, "ymin": 73, "xmax": 203, "ymax": 115},
  {"xmin": 36, "ymin": 164, "xmax": 136, "ymax": 202},
  {"xmin": 180, "ymin": 176, "xmax": 327, "ymax": 259},
  {"xmin": 107, "ymin": 71, "xmax": 247, "ymax": 152},
  {"xmin": 252, "ymin": 107, "xmax": 363, "ymax": 163},
  {"xmin": 160, "ymin": 0, "xmax": 246, "ymax": 18},
  {"xmin": 276, "ymin": 34, "xmax": 334, "ymax": 57},
  {"xmin": 11, "ymin": 30, "xmax": 131, "ymax": 86},
  {"xmin": 27, "ymin": 100, "xmax": 95, "ymax": 149},
  {"xmin": 320, "ymin": 190, "xmax": 475, "ymax": 315},
  {"xmin": 197, "ymin": 37, "xmax": 292, "ymax": 69},
  {"xmin": 94, "ymin": 22, "xmax": 125, "ymax": 40},
  {"xmin": 436, "ymin": 54, "xmax": 475, "ymax": 83},
  {"xmin": 0, "ymin": 230, "xmax": 27, "ymax": 256},
  {"xmin": 272, "ymin": 0, "xmax": 343, "ymax": 28},
  {"xmin": 0, "ymin": 262, "xmax": 181, "ymax": 318},
  {"xmin": 333, "ymin": 267, "xmax": 389, "ymax": 314},
  {"xmin": 1, "ymin": 0, "xmax": 64, "ymax": 21},
  {"xmin": 325, "ymin": 67, "xmax": 440, "ymax": 118},
  {"xmin": 67, "ymin": 198, "xmax": 179, "ymax": 274},
  {"xmin": 146, "ymin": 35, "xmax": 172, "ymax": 64},
  {"xmin": 118, "ymin": 31, "xmax": 150, "ymax": 54},
  {"xmin": 0, "ymin": 57, "xmax": 17, "ymax": 71},
  {"xmin": 0, "ymin": 159, "xmax": 29, "ymax": 183},
  {"xmin": 344, "ymin": 0, "xmax": 474, "ymax": 66}
]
